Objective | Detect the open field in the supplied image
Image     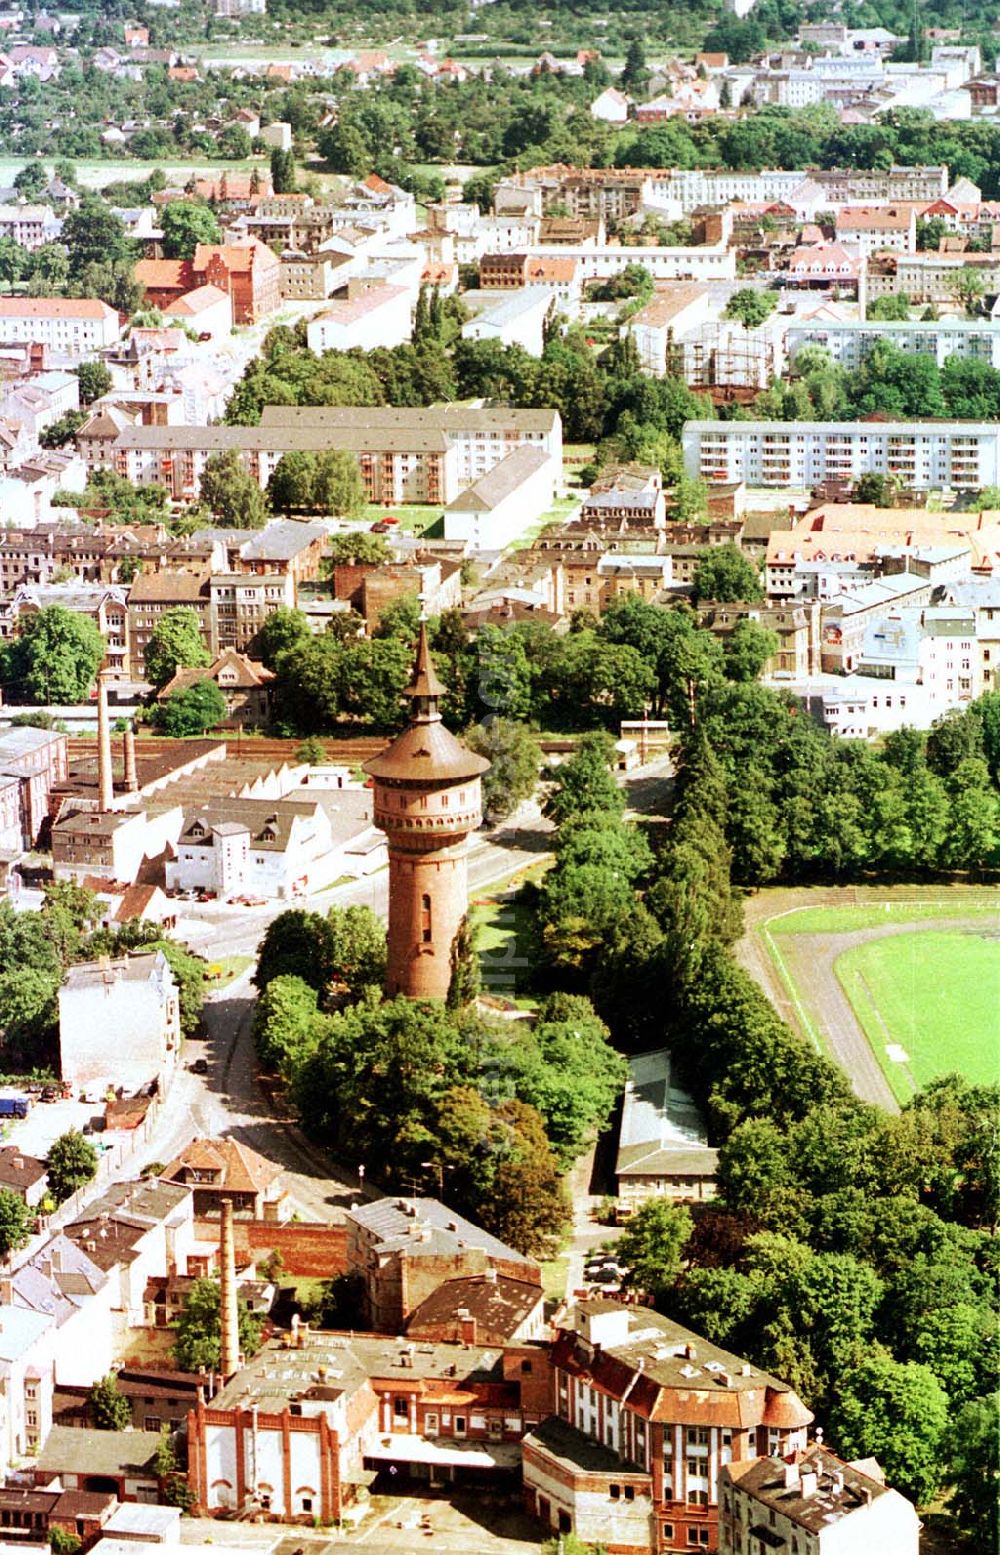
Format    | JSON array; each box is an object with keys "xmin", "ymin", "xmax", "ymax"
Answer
[
  {"xmin": 739, "ymin": 886, "xmax": 1000, "ymax": 1111},
  {"xmin": 837, "ymin": 929, "xmax": 1000, "ymax": 1102}
]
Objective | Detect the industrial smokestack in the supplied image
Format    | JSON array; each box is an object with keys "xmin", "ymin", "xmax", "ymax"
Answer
[
  {"xmin": 219, "ymin": 1198, "xmax": 240, "ymax": 1380},
  {"xmin": 97, "ymin": 670, "xmax": 113, "ymax": 813},
  {"xmin": 124, "ymin": 726, "xmax": 138, "ymax": 793}
]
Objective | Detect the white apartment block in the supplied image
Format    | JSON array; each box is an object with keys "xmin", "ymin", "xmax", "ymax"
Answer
[
  {"xmin": 683, "ymin": 419, "xmax": 1000, "ymax": 490},
  {"xmin": 787, "ymin": 319, "xmax": 1000, "ymax": 370},
  {"xmin": 0, "ymin": 299, "xmax": 121, "ymax": 357}
]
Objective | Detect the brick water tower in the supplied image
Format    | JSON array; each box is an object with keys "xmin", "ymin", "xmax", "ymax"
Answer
[{"xmin": 365, "ymin": 625, "xmax": 490, "ymax": 1000}]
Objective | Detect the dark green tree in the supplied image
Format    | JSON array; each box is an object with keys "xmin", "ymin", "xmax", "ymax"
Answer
[
  {"xmin": 46, "ymin": 1130, "xmax": 98, "ymax": 1204},
  {"xmin": 143, "ymin": 607, "xmax": 210, "ymax": 690},
  {"xmin": 88, "ymin": 1373, "xmax": 132, "ymax": 1431}
]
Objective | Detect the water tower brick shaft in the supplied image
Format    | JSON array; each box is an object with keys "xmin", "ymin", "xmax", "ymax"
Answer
[{"xmin": 364, "ymin": 626, "xmax": 490, "ymax": 1000}]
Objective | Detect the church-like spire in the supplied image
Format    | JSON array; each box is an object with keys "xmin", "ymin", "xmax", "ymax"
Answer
[{"xmin": 406, "ymin": 621, "xmax": 446, "ymax": 719}]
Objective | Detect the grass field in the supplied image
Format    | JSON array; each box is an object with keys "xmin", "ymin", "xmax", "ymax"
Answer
[
  {"xmin": 754, "ymin": 891, "xmax": 1000, "ymax": 1107},
  {"xmin": 473, "ymin": 860, "xmax": 550, "ymax": 1007},
  {"xmin": 836, "ymin": 929, "xmax": 1000, "ymax": 1100},
  {"xmin": 769, "ymin": 902, "xmax": 1000, "ymax": 935}
]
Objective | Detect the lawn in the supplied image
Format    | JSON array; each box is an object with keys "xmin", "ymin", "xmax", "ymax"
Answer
[
  {"xmin": 835, "ymin": 929, "xmax": 1000, "ymax": 1100},
  {"xmin": 472, "ymin": 860, "xmax": 551, "ymax": 1007},
  {"xmin": 203, "ymin": 954, "xmax": 253, "ymax": 989}
]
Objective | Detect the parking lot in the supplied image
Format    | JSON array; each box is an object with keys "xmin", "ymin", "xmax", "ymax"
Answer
[{"xmin": 0, "ymin": 1093, "xmax": 107, "ymax": 1160}]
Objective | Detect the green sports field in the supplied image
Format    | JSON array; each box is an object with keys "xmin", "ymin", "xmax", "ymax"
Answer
[{"xmin": 836, "ymin": 929, "xmax": 1000, "ymax": 1099}]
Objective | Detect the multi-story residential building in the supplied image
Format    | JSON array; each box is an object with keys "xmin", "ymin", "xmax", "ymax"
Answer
[
  {"xmin": 522, "ymin": 1301, "xmax": 813, "ymax": 1555},
  {"xmin": 787, "ymin": 318, "xmax": 1000, "ymax": 369},
  {"xmin": 719, "ymin": 1446, "xmax": 920, "ymax": 1555},
  {"xmin": 940, "ymin": 578, "xmax": 1000, "ymax": 690},
  {"xmin": 867, "ymin": 250, "xmax": 1000, "ymax": 303},
  {"xmin": 127, "ymin": 570, "xmax": 212, "ymax": 670},
  {"xmin": 259, "ymin": 406, "xmax": 563, "ymax": 489},
  {"xmin": 495, "ymin": 165, "xmax": 948, "ymax": 221},
  {"xmin": 109, "ymin": 408, "xmax": 563, "ymax": 507},
  {"xmin": 2, "ymin": 583, "xmax": 131, "ymax": 677},
  {"xmin": 624, "ymin": 286, "xmax": 713, "ymax": 376},
  {"xmin": 0, "ymin": 725, "xmax": 68, "ymax": 852},
  {"xmin": 834, "ymin": 204, "xmax": 917, "ymax": 255},
  {"xmin": 208, "ymin": 573, "xmax": 296, "ymax": 653},
  {"xmin": 683, "ymin": 419, "xmax": 1000, "ymax": 490},
  {"xmin": 0, "ymin": 202, "xmax": 60, "ymax": 249},
  {"xmin": 58, "ymin": 950, "xmax": 181, "ymax": 1094},
  {"xmin": 517, "ymin": 241, "xmax": 736, "ymax": 285},
  {"xmin": 0, "ymin": 299, "xmax": 121, "ymax": 357},
  {"xmin": 697, "ymin": 600, "xmax": 822, "ymax": 677}
]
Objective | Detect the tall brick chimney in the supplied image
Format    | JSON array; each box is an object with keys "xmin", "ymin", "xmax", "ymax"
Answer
[
  {"xmin": 96, "ymin": 670, "xmax": 113, "ymax": 813},
  {"xmin": 219, "ymin": 1198, "xmax": 240, "ymax": 1380},
  {"xmin": 123, "ymin": 726, "xmax": 138, "ymax": 793}
]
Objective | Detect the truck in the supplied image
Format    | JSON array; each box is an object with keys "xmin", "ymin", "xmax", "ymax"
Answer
[{"xmin": 0, "ymin": 1096, "xmax": 28, "ymax": 1118}]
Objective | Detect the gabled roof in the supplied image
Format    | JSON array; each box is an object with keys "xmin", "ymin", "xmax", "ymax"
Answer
[{"xmin": 161, "ymin": 1137, "xmax": 283, "ymax": 1197}]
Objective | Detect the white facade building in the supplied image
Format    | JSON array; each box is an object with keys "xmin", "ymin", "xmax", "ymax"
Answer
[
  {"xmin": 787, "ymin": 318, "xmax": 1000, "ymax": 369},
  {"xmin": 720, "ymin": 1447, "xmax": 920, "ymax": 1555},
  {"xmin": 461, "ymin": 287, "xmax": 554, "ymax": 356},
  {"xmin": 306, "ymin": 285, "xmax": 412, "ymax": 353},
  {"xmin": 0, "ymin": 299, "xmax": 121, "ymax": 357},
  {"xmin": 443, "ymin": 444, "xmax": 555, "ymax": 551},
  {"xmin": 166, "ymin": 793, "xmax": 381, "ymax": 900},
  {"xmin": 683, "ymin": 419, "xmax": 1000, "ymax": 490},
  {"xmin": 58, "ymin": 950, "xmax": 180, "ymax": 1093}
]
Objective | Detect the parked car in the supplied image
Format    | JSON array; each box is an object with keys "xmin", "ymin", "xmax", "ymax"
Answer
[{"xmin": 40, "ymin": 1086, "xmax": 59, "ymax": 1103}]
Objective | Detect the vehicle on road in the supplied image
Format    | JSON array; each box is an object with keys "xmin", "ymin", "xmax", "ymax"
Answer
[{"xmin": 188, "ymin": 1058, "xmax": 209, "ymax": 1076}]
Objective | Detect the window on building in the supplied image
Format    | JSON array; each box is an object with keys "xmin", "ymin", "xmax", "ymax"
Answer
[
  {"xmin": 624, "ymin": 1486, "xmax": 635, "ymax": 1502},
  {"xmin": 610, "ymin": 1486, "xmax": 621, "ymax": 1501},
  {"xmin": 454, "ymin": 1416, "xmax": 467, "ymax": 1437},
  {"xmin": 521, "ymin": 1360, "xmax": 533, "ymax": 1374},
  {"xmin": 393, "ymin": 1396, "xmax": 408, "ymax": 1420},
  {"xmin": 421, "ymin": 893, "xmax": 432, "ymax": 944}
]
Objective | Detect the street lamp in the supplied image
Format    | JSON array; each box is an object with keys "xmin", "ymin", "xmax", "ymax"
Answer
[{"xmin": 420, "ymin": 1160, "xmax": 450, "ymax": 1197}]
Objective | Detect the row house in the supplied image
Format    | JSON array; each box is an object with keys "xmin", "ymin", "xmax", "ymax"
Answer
[
  {"xmin": 522, "ymin": 1302, "xmax": 813, "ymax": 1555},
  {"xmin": 126, "ymin": 567, "xmax": 295, "ymax": 667},
  {"xmin": 110, "ymin": 424, "xmax": 457, "ymax": 506},
  {"xmin": 256, "ymin": 405, "xmax": 564, "ymax": 492},
  {"xmin": 696, "ymin": 600, "xmax": 823, "ymax": 677}
]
